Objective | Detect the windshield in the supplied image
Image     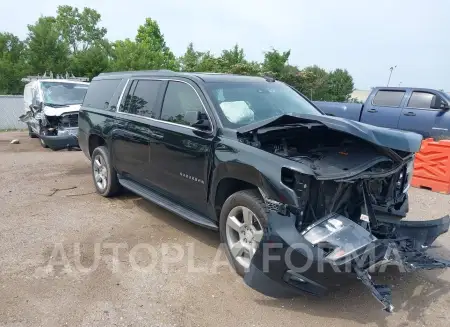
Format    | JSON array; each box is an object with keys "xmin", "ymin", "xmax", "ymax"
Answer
[
  {"xmin": 41, "ymin": 82, "xmax": 89, "ymax": 106},
  {"xmin": 205, "ymin": 81, "xmax": 322, "ymax": 128}
]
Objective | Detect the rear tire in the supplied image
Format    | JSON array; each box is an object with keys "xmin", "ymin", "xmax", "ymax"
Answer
[
  {"xmin": 91, "ymin": 146, "xmax": 121, "ymax": 197},
  {"xmin": 219, "ymin": 189, "xmax": 268, "ymax": 277}
]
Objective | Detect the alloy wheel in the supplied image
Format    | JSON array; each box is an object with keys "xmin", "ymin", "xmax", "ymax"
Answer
[
  {"xmin": 93, "ymin": 154, "xmax": 108, "ymax": 191},
  {"xmin": 225, "ymin": 205, "xmax": 264, "ymax": 269}
]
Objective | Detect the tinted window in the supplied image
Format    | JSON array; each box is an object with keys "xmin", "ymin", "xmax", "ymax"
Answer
[
  {"xmin": 372, "ymin": 90, "xmax": 405, "ymax": 107},
  {"xmin": 161, "ymin": 81, "xmax": 205, "ymax": 126},
  {"xmin": 407, "ymin": 92, "xmax": 434, "ymax": 109},
  {"xmin": 83, "ymin": 79, "xmax": 121, "ymax": 109},
  {"xmin": 121, "ymin": 80, "xmax": 163, "ymax": 118}
]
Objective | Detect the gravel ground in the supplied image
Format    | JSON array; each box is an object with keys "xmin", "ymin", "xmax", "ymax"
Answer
[{"xmin": 0, "ymin": 131, "xmax": 449, "ymax": 327}]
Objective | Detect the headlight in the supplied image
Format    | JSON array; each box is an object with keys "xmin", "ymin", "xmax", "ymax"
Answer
[{"xmin": 302, "ymin": 214, "xmax": 377, "ymax": 262}]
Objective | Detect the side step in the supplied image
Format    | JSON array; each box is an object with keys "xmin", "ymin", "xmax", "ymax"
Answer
[{"xmin": 118, "ymin": 177, "xmax": 218, "ymax": 231}]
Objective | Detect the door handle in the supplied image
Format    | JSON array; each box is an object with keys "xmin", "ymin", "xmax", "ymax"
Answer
[
  {"xmin": 404, "ymin": 112, "xmax": 416, "ymax": 116},
  {"xmin": 367, "ymin": 109, "xmax": 378, "ymax": 113}
]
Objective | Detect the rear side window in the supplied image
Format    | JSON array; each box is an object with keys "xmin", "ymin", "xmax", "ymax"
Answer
[
  {"xmin": 121, "ymin": 80, "xmax": 163, "ymax": 118},
  {"xmin": 372, "ymin": 90, "xmax": 405, "ymax": 107},
  {"xmin": 160, "ymin": 81, "xmax": 205, "ymax": 126},
  {"xmin": 407, "ymin": 92, "xmax": 434, "ymax": 109},
  {"xmin": 83, "ymin": 79, "xmax": 121, "ymax": 109}
]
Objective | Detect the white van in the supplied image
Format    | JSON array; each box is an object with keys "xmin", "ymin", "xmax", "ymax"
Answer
[{"xmin": 20, "ymin": 76, "xmax": 89, "ymax": 150}]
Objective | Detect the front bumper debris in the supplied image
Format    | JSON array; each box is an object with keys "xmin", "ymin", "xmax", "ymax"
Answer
[
  {"xmin": 40, "ymin": 133, "xmax": 79, "ymax": 151},
  {"xmin": 244, "ymin": 211, "xmax": 450, "ymax": 313}
]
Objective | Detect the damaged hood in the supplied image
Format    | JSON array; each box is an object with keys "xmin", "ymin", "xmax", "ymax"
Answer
[
  {"xmin": 236, "ymin": 114, "xmax": 423, "ymax": 153},
  {"xmin": 43, "ymin": 104, "xmax": 81, "ymax": 117}
]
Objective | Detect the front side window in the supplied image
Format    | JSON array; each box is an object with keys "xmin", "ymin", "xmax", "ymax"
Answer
[
  {"xmin": 372, "ymin": 90, "xmax": 405, "ymax": 107},
  {"xmin": 407, "ymin": 92, "xmax": 434, "ymax": 109},
  {"xmin": 160, "ymin": 81, "xmax": 206, "ymax": 126},
  {"xmin": 41, "ymin": 81, "xmax": 89, "ymax": 106},
  {"xmin": 121, "ymin": 79, "xmax": 163, "ymax": 118},
  {"xmin": 205, "ymin": 81, "xmax": 321, "ymax": 128}
]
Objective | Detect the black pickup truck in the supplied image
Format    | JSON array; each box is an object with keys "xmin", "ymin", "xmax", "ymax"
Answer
[{"xmin": 78, "ymin": 71, "xmax": 450, "ymax": 312}]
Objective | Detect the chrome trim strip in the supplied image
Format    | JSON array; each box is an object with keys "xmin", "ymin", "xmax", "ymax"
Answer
[
  {"xmin": 116, "ymin": 77, "xmax": 214, "ymax": 133},
  {"xmin": 116, "ymin": 78, "xmax": 130, "ymax": 112},
  {"xmin": 116, "ymin": 111, "xmax": 205, "ymax": 132}
]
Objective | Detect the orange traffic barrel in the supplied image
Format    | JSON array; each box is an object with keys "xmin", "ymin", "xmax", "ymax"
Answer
[{"xmin": 411, "ymin": 138, "xmax": 450, "ymax": 194}]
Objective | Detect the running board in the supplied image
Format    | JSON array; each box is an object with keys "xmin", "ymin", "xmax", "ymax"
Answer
[{"xmin": 118, "ymin": 177, "xmax": 218, "ymax": 231}]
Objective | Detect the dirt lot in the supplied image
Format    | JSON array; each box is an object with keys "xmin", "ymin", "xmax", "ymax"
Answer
[{"xmin": 1, "ymin": 131, "xmax": 450, "ymax": 327}]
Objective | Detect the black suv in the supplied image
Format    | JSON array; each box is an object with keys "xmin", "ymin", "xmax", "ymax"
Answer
[{"xmin": 79, "ymin": 70, "xmax": 450, "ymax": 312}]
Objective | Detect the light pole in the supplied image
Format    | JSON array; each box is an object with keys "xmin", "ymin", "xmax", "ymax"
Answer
[{"xmin": 387, "ymin": 65, "xmax": 397, "ymax": 87}]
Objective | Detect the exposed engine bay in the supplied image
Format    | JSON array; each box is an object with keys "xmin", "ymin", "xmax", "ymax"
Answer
[
  {"xmin": 239, "ymin": 124, "xmax": 413, "ymax": 227},
  {"xmin": 237, "ymin": 116, "xmax": 450, "ymax": 313}
]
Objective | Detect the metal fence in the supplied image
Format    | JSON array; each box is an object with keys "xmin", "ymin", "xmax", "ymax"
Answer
[{"xmin": 0, "ymin": 95, "xmax": 26, "ymax": 130}]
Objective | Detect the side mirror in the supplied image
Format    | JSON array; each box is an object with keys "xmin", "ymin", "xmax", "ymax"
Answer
[
  {"xmin": 431, "ymin": 95, "xmax": 449, "ymax": 110},
  {"xmin": 184, "ymin": 111, "xmax": 212, "ymax": 131}
]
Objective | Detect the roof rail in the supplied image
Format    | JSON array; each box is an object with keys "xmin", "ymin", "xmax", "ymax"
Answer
[
  {"xmin": 21, "ymin": 71, "xmax": 89, "ymax": 83},
  {"xmin": 98, "ymin": 69, "xmax": 175, "ymax": 76}
]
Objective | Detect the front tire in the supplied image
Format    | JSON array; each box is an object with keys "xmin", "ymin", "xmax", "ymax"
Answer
[
  {"xmin": 219, "ymin": 189, "xmax": 267, "ymax": 277},
  {"xmin": 39, "ymin": 137, "xmax": 48, "ymax": 148},
  {"xmin": 91, "ymin": 146, "xmax": 121, "ymax": 197},
  {"xmin": 38, "ymin": 126, "xmax": 48, "ymax": 148},
  {"xmin": 28, "ymin": 125, "xmax": 38, "ymax": 138}
]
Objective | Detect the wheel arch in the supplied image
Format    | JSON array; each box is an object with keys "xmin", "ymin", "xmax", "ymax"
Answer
[
  {"xmin": 88, "ymin": 133, "xmax": 106, "ymax": 158},
  {"xmin": 210, "ymin": 161, "xmax": 295, "ymax": 219}
]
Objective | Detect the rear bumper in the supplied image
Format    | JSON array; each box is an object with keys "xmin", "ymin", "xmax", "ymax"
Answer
[
  {"xmin": 40, "ymin": 134, "xmax": 79, "ymax": 150},
  {"xmin": 244, "ymin": 211, "xmax": 450, "ymax": 312}
]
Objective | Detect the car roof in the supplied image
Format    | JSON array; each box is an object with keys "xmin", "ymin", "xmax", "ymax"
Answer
[
  {"xmin": 373, "ymin": 86, "xmax": 443, "ymax": 94},
  {"xmin": 95, "ymin": 70, "xmax": 270, "ymax": 83}
]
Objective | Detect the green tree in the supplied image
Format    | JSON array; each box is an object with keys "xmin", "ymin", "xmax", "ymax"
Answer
[
  {"xmin": 179, "ymin": 43, "xmax": 202, "ymax": 72},
  {"xmin": 220, "ymin": 44, "xmax": 246, "ymax": 68},
  {"xmin": 26, "ymin": 16, "xmax": 70, "ymax": 75},
  {"xmin": 0, "ymin": 32, "xmax": 29, "ymax": 94},
  {"xmin": 195, "ymin": 51, "xmax": 221, "ymax": 72},
  {"xmin": 55, "ymin": 5, "xmax": 109, "ymax": 78},
  {"xmin": 55, "ymin": 5, "xmax": 107, "ymax": 53},
  {"xmin": 179, "ymin": 43, "xmax": 261, "ymax": 75},
  {"xmin": 227, "ymin": 61, "xmax": 261, "ymax": 75},
  {"xmin": 298, "ymin": 65, "xmax": 329, "ymax": 100},
  {"xmin": 262, "ymin": 48, "xmax": 291, "ymax": 76},
  {"xmin": 69, "ymin": 44, "xmax": 110, "ymax": 80},
  {"xmin": 110, "ymin": 18, "xmax": 178, "ymax": 71},
  {"xmin": 326, "ymin": 68, "xmax": 354, "ymax": 102},
  {"xmin": 0, "ymin": 6, "xmax": 357, "ymax": 101}
]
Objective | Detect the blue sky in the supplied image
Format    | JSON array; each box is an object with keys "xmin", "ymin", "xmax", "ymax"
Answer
[{"xmin": 1, "ymin": 0, "xmax": 448, "ymax": 91}]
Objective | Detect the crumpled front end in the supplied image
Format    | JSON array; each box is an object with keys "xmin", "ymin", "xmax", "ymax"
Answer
[
  {"xmin": 244, "ymin": 207, "xmax": 450, "ymax": 313},
  {"xmin": 238, "ymin": 114, "xmax": 450, "ymax": 313},
  {"xmin": 20, "ymin": 107, "xmax": 80, "ymax": 150}
]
